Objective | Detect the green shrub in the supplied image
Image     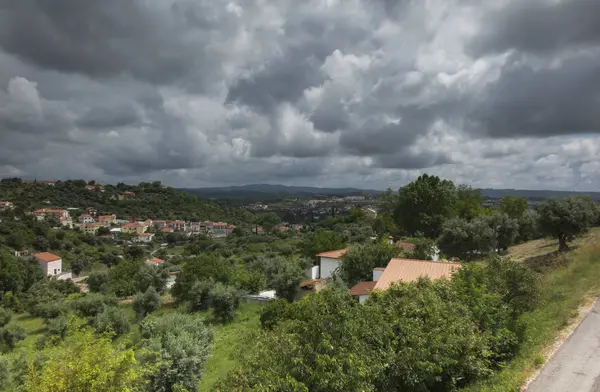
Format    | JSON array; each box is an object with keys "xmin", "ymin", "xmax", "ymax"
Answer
[
  {"xmin": 209, "ymin": 283, "xmax": 241, "ymax": 322},
  {"xmin": 94, "ymin": 306, "xmax": 130, "ymax": 336},
  {"xmin": 0, "ymin": 308, "xmax": 12, "ymax": 328},
  {"xmin": 133, "ymin": 286, "xmax": 160, "ymax": 320},
  {"xmin": 188, "ymin": 279, "xmax": 215, "ymax": 312}
]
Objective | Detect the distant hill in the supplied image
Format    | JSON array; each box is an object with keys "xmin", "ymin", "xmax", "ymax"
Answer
[
  {"xmin": 0, "ymin": 179, "xmax": 254, "ymax": 223},
  {"xmin": 479, "ymin": 189, "xmax": 600, "ymax": 201},
  {"xmin": 182, "ymin": 183, "xmax": 600, "ymax": 202},
  {"xmin": 181, "ymin": 184, "xmax": 383, "ymax": 201}
]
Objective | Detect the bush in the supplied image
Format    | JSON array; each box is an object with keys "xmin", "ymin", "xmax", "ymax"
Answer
[
  {"xmin": 140, "ymin": 313, "xmax": 213, "ymax": 392},
  {"xmin": 94, "ymin": 306, "xmax": 130, "ymax": 336},
  {"xmin": 0, "ymin": 308, "xmax": 12, "ymax": 328},
  {"xmin": 0, "ymin": 324, "xmax": 26, "ymax": 351},
  {"xmin": 209, "ymin": 283, "xmax": 241, "ymax": 322},
  {"xmin": 260, "ymin": 299, "xmax": 290, "ymax": 330},
  {"xmin": 0, "ymin": 355, "xmax": 10, "ymax": 390},
  {"xmin": 45, "ymin": 315, "xmax": 69, "ymax": 340},
  {"xmin": 133, "ymin": 286, "xmax": 160, "ymax": 320},
  {"xmin": 86, "ymin": 272, "xmax": 108, "ymax": 293},
  {"xmin": 69, "ymin": 293, "xmax": 118, "ymax": 318}
]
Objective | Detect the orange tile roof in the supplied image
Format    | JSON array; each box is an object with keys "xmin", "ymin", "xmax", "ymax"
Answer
[
  {"xmin": 34, "ymin": 252, "xmax": 62, "ymax": 262},
  {"xmin": 147, "ymin": 257, "xmax": 164, "ymax": 264},
  {"xmin": 137, "ymin": 233, "xmax": 154, "ymax": 237},
  {"xmin": 316, "ymin": 248, "xmax": 348, "ymax": 259},
  {"xmin": 350, "ymin": 281, "xmax": 377, "ymax": 296},
  {"xmin": 373, "ymin": 258, "xmax": 462, "ymax": 291},
  {"xmin": 299, "ymin": 278, "xmax": 324, "ymax": 287}
]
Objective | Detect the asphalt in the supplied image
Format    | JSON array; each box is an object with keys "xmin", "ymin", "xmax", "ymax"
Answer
[{"xmin": 527, "ymin": 299, "xmax": 600, "ymax": 392}]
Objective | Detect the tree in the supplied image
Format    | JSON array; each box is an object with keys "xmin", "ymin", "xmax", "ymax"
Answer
[
  {"xmin": 171, "ymin": 254, "xmax": 231, "ymax": 302},
  {"xmin": 260, "ymin": 299, "xmax": 290, "ymax": 330},
  {"xmin": 209, "ymin": 283, "xmax": 241, "ymax": 322},
  {"xmin": 69, "ymin": 293, "xmax": 118, "ymax": 319},
  {"xmin": 394, "ymin": 174, "xmax": 457, "ymax": 238},
  {"xmin": 132, "ymin": 286, "xmax": 161, "ymax": 320},
  {"xmin": 188, "ymin": 279, "xmax": 215, "ymax": 312},
  {"xmin": 23, "ymin": 327, "xmax": 144, "ymax": 392},
  {"xmin": 499, "ymin": 196, "xmax": 529, "ymax": 219},
  {"xmin": 0, "ymin": 308, "xmax": 12, "ymax": 328},
  {"xmin": 140, "ymin": 313, "xmax": 213, "ymax": 392},
  {"xmin": 338, "ymin": 240, "xmax": 400, "ymax": 286},
  {"xmin": 0, "ymin": 252, "xmax": 44, "ymax": 298},
  {"xmin": 86, "ymin": 272, "xmax": 108, "ymax": 293},
  {"xmin": 94, "ymin": 306, "xmax": 130, "ymax": 337},
  {"xmin": 537, "ymin": 197, "xmax": 599, "ymax": 251},
  {"xmin": 107, "ymin": 259, "xmax": 143, "ymax": 297},
  {"xmin": 256, "ymin": 212, "xmax": 281, "ymax": 232},
  {"xmin": 135, "ymin": 263, "xmax": 168, "ymax": 294},
  {"xmin": 302, "ymin": 231, "xmax": 345, "ymax": 259},
  {"xmin": 518, "ymin": 209, "xmax": 541, "ymax": 242},
  {"xmin": 486, "ymin": 213, "xmax": 519, "ymax": 252},
  {"xmin": 454, "ymin": 185, "xmax": 484, "ymax": 220},
  {"xmin": 271, "ymin": 262, "xmax": 304, "ymax": 302},
  {"xmin": 438, "ymin": 217, "xmax": 495, "ymax": 260},
  {"xmin": 124, "ymin": 245, "xmax": 145, "ymax": 260}
]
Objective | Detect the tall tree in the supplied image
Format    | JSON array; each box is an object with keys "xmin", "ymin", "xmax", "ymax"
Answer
[
  {"xmin": 499, "ymin": 196, "xmax": 529, "ymax": 219},
  {"xmin": 339, "ymin": 240, "xmax": 400, "ymax": 286},
  {"xmin": 454, "ymin": 185, "xmax": 484, "ymax": 220},
  {"xmin": 537, "ymin": 197, "xmax": 599, "ymax": 251},
  {"xmin": 394, "ymin": 174, "xmax": 457, "ymax": 238}
]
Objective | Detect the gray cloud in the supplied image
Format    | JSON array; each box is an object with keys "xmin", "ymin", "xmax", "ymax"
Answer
[
  {"xmin": 0, "ymin": 0, "xmax": 599, "ymax": 190},
  {"xmin": 470, "ymin": 0, "xmax": 600, "ymax": 56}
]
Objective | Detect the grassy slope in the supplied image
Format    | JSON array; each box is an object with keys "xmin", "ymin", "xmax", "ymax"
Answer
[
  {"xmin": 199, "ymin": 303, "xmax": 262, "ymax": 391},
  {"xmin": 462, "ymin": 228, "xmax": 600, "ymax": 391}
]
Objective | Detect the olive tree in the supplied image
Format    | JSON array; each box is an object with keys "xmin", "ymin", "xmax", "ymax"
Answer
[{"xmin": 537, "ymin": 197, "xmax": 599, "ymax": 251}]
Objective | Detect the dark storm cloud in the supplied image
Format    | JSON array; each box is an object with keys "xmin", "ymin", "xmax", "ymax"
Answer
[
  {"xmin": 470, "ymin": 0, "xmax": 600, "ymax": 56},
  {"xmin": 470, "ymin": 53, "xmax": 600, "ymax": 138},
  {"xmin": 0, "ymin": 0, "xmax": 221, "ymax": 86},
  {"xmin": 1, "ymin": 0, "xmax": 600, "ymax": 190}
]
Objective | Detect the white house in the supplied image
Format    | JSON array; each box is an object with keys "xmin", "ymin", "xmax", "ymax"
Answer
[
  {"xmin": 33, "ymin": 252, "xmax": 63, "ymax": 277},
  {"xmin": 316, "ymin": 248, "xmax": 348, "ymax": 279},
  {"xmin": 135, "ymin": 233, "xmax": 155, "ymax": 243}
]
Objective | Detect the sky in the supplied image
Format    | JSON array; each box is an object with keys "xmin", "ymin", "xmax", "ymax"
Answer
[{"xmin": 0, "ymin": 0, "xmax": 599, "ymax": 191}]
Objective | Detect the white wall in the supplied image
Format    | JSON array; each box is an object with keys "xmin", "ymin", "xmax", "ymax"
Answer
[
  {"xmin": 39, "ymin": 259, "xmax": 62, "ymax": 276},
  {"xmin": 358, "ymin": 294, "xmax": 370, "ymax": 304},
  {"xmin": 372, "ymin": 269, "xmax": 384, "ymax": 281},
  {"xmin": 320, "ymin": 257, "xmax": 341, "ymax": 279},
  {"xmin": 305, "ymin": 265, "xmax": 320, "ymax": 279}
]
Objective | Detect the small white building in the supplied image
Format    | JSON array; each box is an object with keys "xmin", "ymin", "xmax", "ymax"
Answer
[
  {"xmin": 316, "ymin": 248, "xmax": 348, "ymax": 279},
  {"xmin": 33, "ymin": 252, "xmax": 63, "ymax": 277},
  {"xmin": 135, "ymin": 233, "xmax": 155, "ymax": 243}
]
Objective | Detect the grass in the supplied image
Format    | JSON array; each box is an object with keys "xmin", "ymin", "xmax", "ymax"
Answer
[
  {"xmin": 198, "ymin": 303, "xmax": 263, "ymax": 391},
  {"xmin": 10, "ymin": 313, "xmax": 46, "ymax": 354},
  {"xmin": 461, "ymin": 228, "xmax": 600, "ymax": 391}
]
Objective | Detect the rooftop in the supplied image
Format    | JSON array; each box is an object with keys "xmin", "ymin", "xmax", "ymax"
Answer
[
  {"xmin": 373, "ymin": 258, "xmax": 462, "ymax": 291},
  {"xmin": 316, "ymin": 248, "xmax": 348, "ymax": 259},
  {"xmin": 34, "ymin": 252, "xmax": 62, "ymax": 262},
  {"xmin": 350, "ymin": 281, "xmax": 377, "ymax": 296},
  {"xmin": 147, "ymin": 257, "xmax": 164, "ymax": 264}
]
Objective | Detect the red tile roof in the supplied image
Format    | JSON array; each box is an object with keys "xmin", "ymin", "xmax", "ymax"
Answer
[
  {"xmin": 34, "ymin": 252, "xmax": 62, "ymax": 262},
  {"xmin": 299, "ymin": 278, "xmax": 324, "ymax": 287},
  {"xmin": 373, "ymin": 258, "xmax": 462, "ymax": 291},
  {"xmin": 349, "ymin": 281, "xmax": 377, "ymax": 296},
  {"xmin": 316, "ymin": 248, "xmax": 348, "ymax": 259},
  {"xmin": 147, "ymin": 257, "xmax": 164, "ymax": 264}
]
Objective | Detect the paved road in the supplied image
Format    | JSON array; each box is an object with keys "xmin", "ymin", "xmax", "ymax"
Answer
[{"xmin": 527, "ymin": 300, "xmax": 600, "ymax": 392}]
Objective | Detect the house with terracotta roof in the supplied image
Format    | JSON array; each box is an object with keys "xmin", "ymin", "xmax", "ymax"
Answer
[
  {"xmin": 317, "ymin": 248, "xmax": 348, "ymax": 279},
  {"xmin": 31, "ymin": 208, "xmax": 70, "ymax": 221},
  {"xmin": 145, "ymin": 257, "xmax": 165, "ymax": 266},
  {"xmin": 33, "ymin": 252, "xmax": 63, "ymax": 276},
  {"xmin": 135, "ymin": 233, "xmax": 155, "ymax": 243},
  {"xmin": 349, "ymin": 258, "xmax": 462, "ymax": 303}
]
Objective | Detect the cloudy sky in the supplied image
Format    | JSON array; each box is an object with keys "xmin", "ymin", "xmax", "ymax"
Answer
[{"xmin": 0, "ymin": 0, "xmax": 599, "ymax": 190}]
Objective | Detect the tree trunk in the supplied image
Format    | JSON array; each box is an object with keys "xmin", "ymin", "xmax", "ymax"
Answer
[{"xmin": 558, "ymin": 232, "xmax": 569, "ymax": 252}]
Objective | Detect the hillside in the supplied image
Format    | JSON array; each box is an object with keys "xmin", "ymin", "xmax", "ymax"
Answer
[
  {"xmin": 180, "ymin": 183, "xmax": 382, "ymax": 202},
  {"xmin": 0, "ymin": 179, "xmax": 254, "ymax": 223}
]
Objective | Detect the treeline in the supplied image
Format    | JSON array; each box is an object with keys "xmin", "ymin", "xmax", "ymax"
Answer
[
  {"xmin": 218, "ymin": 259, "xmax": 538, "ymax": 391},
  {"xmin": 374, "ymin": 174, "xmax": 600, "ymax": 258},
  {"xmin": 0, "ymin": 178, "xmax": 254, "ymax": 223}
]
